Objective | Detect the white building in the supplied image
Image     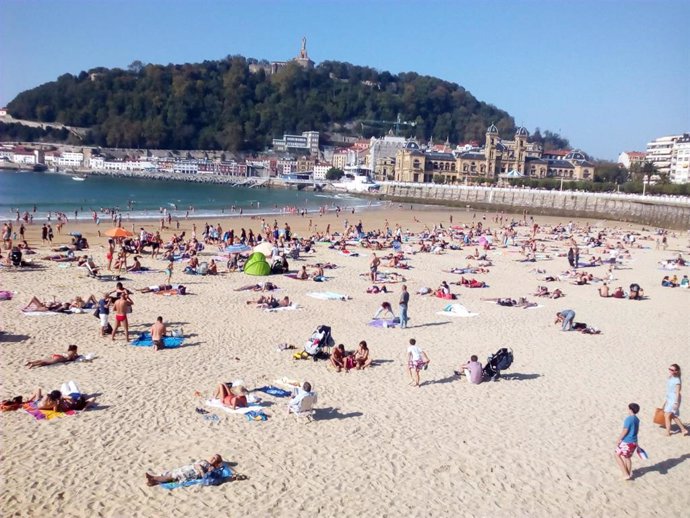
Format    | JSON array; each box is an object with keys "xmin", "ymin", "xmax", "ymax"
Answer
[
  {"xmin": 57, "ymin": 151, "xmax": 84, "ymax": 168},
  {"xmin": 646, "ymin": 134, "xmax": 683, "ymax": 176},
  {"xmin": 313, "ymin": 163, "xmax": 330, "ymax": 180},
  {"xmin": 12, "ymin": 148, "xmax": 36, "ymax": 165},
  {"xmin": 272, "ymin": 131, "xmax": 319, "ymax": 155},
  {"xmin": 670, "ymin": 134, "xmax": 690, "ymax": 184},
  {"xmin": 617, "ymin": 151, "xmax": 646, "ymax": 170}
]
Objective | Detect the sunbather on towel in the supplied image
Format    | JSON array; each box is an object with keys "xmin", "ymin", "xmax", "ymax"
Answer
[
  {"xmin": 482, "ymin": 297, "xmax": 537, "ymax": 309},
  {"xmin": 213, "ymin": 383, "xmax": 248, "ymax": 409},
  {"xmin": 23, "ymin": 387, "xmax": 92, "ymax": 412},
  {"xmin": 234, "ymin": 282, "xmax": 278, "ymax": 292},
  {"xmin": 247, "ymin": 295, "xmax": 290, "ymax": 309},
  {"xmin": 23, "ymin": 296, "xmax": 94, "ymax": 313},
  {"xmin": 366, "ymin": 285, "xmax": 388, "ymax": 294},
  {"xmin": 25, "ymin": 345, "xmax": 79, "ymax": 369},
  {"xmin": 145, "ymin": 454, "xmax": 228, "ymax": 486}
]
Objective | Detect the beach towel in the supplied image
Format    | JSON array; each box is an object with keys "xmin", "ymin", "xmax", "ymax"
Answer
[
  {"xmin": 368, "ymin": 318, "xmax": 400, "ymax": 328},
  {"xmin": 339, "ymin": 250, "xmax": 363, "ymax": 257},
  {"xmin": 255, "ymin": 386, "xmax": 291, "ymax": 398},
  {"xmin": 131, "ymin": 333, "xmax": 184, "ymax": 348},
  {"xmin": 204, "ymin": 398, "xmax": 263, "ymax": 414},
  {"xmin": 283, "ymin": 273, "xmax": 306, "ymax": 280},
  {"xmin": 273, "ymin": 377, "xmax": 302, "ymax": 390},
  {"xmin": 160, "ymin": 463, "xmax": 234, "ymax": 490},
  {"xmin": 307, "ymin": 292, "xmax": 349, "ymax": 301},
  {"xmin": 436, "ymin": 304, "xmax": 479, "ymax": 318},
  {"xmin": 154, "ymin": 289, "xmax": 184, "ymax": 296},
  {"xmin": 265, "ymin": 304, "xmax": 300, "ymax": 312},
  {"xmin": 22, "ymin": 401, "xmax": 77, "ymax": 421}
]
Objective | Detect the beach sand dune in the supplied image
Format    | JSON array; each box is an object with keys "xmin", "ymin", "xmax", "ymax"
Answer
[{"xmin": 1, "ymin": 210, "xmax": 689, "ymax": 517}]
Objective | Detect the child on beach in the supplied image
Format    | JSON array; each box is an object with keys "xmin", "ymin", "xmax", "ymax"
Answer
[
  {"xmin": 407, "ymin": 338, "xmax": 430, "ymax": 387},
  {"xmin": 614, "ymin": 403, "xmax": 641, "ymax": 481},
  {"xmin": 165, "ymin": 261, "xmax": 174, "ymax": 284}
]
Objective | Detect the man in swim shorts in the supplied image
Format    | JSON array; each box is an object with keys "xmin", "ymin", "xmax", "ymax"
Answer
[
  {"xmin": 614, "ymin": 403, "xmax": 640, "ymax": 480},
  {"xmin": 111, "ymin": 293, "xmax": 132, "ymax": 342},
  {"xmin": 150, "ymin": 316, "xmax": 167, "ymax": 351}
]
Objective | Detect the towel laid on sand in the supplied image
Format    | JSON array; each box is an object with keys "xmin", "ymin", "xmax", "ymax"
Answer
[
  {"xmin": 368, "ymin": 318, "xmax": 400, "ymax": 328},
  {"xmin": 22, "ymin": 402, "xmax": 77, "ymax": 421},
  {"xmin": 265, "ymin": 304, "xmax": 300, "ymax": 313},
  {"xmin": 307, "ymin": 292, "xmax": 349, "ymax": 301},
  {"xmin": 436, "ymin": 304, "xmax": 479, "ymax": 318},
  {"xmin": 255, "ymin": 386, "xmax": 291, "ymax": 398},
  {"xmin": 131, "ymin": 332, "xmax": 184, "ymax": 348},
  {"xmin": 204, "ymin": 398, "xmax": 263, "ymax": 414}
]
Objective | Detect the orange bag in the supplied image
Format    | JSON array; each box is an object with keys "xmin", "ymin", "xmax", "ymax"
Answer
[{"xmin": 653, "ymin": 407, "xmax": 666, "ymax": 426}]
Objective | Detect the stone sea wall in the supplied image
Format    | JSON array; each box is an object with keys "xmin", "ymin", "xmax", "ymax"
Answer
[{"xmin": 376, "ymin": 183, "xmax": 690, "ymax": 230}]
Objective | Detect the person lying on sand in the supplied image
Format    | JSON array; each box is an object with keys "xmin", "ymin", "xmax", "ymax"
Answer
[
  {"xmin": 213, "ymin": 383, "xmax": 248, "ymax": 410},
  {"xmin": 246, "ymin": 295, "xmax": 290, "ymax": 309},
  {"xmin": 23, "ymin": 295, "xmax": 96, "ymax": 313},
  {"xmin": 535, "ymin": 286, "xmax": 565, "ymax": 299},
  {"xmin": 234, "ymin": 282, "xmax": 278, "ymax": 292},
  {"xmin": 307, "ymin": 262, "xmax": 338, "ymax": 270},
  {"xmin": 25, "ymin": 345, "xmax": 79, "ymax": 369},
  {"xmin": 145, "ymin": 454, "xmax": 246, "ymax": 486},
  {"xmin": 366, "ymin": 285, "xmax": 389, "ymax": 294},
  {"xmin": 24, "ymin": 387, "xmax": 94, "ymax": 412},
  {"xmin": 482, "ymin": 297, "xmax": 537, "ymax": 308}
]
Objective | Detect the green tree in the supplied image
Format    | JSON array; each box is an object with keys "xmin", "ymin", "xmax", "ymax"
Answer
[{"xmin": 325, "ymin": 167, "xmax": 344, "ymax": 181}]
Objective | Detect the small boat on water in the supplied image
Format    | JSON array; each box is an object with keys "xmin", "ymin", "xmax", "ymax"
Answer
[{"xmin": 72, "ymin": 176, "xmax": 86, "ymax": 181}]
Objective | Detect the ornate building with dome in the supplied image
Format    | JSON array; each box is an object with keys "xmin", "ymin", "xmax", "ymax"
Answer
[{"xmin": 392, "ymin": 125, "xmax": 594, "ymax": 183}]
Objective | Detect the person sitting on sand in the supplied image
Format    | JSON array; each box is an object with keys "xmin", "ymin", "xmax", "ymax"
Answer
[
  {"xmin": 312, "ymin": 265, "xmax": 325, "ymax": 282},
  {"xmin": 213, "ymin": 383, "xmax": 248, "ymax": 409},
  {"xmin": 661, "ymin": 276, "xmax": 676, "ymax": 287},
  {"xmin": 151, "ymin": 316, "xmax": 167, "ymax": 352},
  {"xmin": 354, "ymin": 341, "xmax": 372, "ymax": 370},
  {"xmin": 598, "ymin": 283, "xmax": 610, "ymax": 297},
  {"xmin": 26, "ymin": 388, "xmax": 64, "ymax": 411},
  {"xmin": 535, "ymin": 286, "xmax": 549, "ymax": 297},
  {"xmin": 127, "ymin": 256, "xmax": 143, "ymax": 272},
  {"xmin": 454, "ymin": 354, "xmax": 483, "ymax": 384},
  {"xmin": 207, "ymin": 259, "xmax": 218, "ymax": 275},
  {"xmin": 373, "ymin": 302, "xmax": 396, "ymax": 320},
  {"xmin": 680, "ymin": 275, "xmax": 689, "ymax": 289},
  {"xmin": 436, "ymin": 281, "xmax": 451, "ymax": 297},
  {"xmin": 145, "ymin": 454, "xmax": 241, "ymax": 486},
  {"xmin": 629, "ymin": 283, "xmax": 644, "ymax": 300},
  {"xmin": 296, "ymin": 265, "xmax": 309, "ymax": 280},
  {"xmin": 25, "ymin": 345, "xmax": 79, "ymax": 369},
  {"xmin": 330, "ymin": 344, "xmax": 346, "ymax": 372},
  {"xmin": 612, "ymin": 286, "xmax": 625, "ymax": 299}
]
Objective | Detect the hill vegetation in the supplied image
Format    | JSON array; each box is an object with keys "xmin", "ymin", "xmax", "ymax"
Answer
[{"xmin": 7, "ymin": 57, "xmax": 568, "ymax": 152}]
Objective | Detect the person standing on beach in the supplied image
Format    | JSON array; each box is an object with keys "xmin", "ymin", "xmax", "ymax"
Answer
[
  {"xmin": 614, "ymin": 403, "xmax": 640, "ymax": 480},
  {"xmin": 370, "ymin": 253, "xmax": 380, "ymax": 282},
  {"xmin": 41, "ymin": 224, "xmax": 48, "ymax": 244},
  {"xmin": 399, "ymin": 285, "xmax": 410, "ymax": 329},
  {"xmin": 662, "ymin": 364, "xmax": 689, "ymax": 436},
  {"xmin": 111, "ymin": 293, "xmax": 132, "ymax": 342},
  {"xmin": 407, "ymin": 339, "xmax": 429, "ymax": 387},
  {"xmin": 165, "ymin": 261, "xmax": 174, "ymax": 284}
]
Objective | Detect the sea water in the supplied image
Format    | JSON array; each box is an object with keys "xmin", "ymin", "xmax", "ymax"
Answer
[{"xmin": 0, "ymin": 170, "xmax": 375, "ymax": 221}]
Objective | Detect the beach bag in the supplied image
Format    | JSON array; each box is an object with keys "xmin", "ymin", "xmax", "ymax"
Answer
[
  {"xmin": 653, "ymin": 408, "xmax": 666, "ymax": 426},
  {"xmin": 93, "ymin": 307, "xmax": 100, "ymax": 318}
]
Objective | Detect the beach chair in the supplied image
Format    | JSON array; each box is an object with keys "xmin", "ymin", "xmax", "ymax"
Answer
[{"xmin": 289, "ymin": 393, "xmax": 317, "ymax": 422}]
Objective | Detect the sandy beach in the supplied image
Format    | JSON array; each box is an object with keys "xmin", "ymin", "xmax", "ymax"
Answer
[{"xmin": 1, "ymin": 207, "xmax": 689, "ymax": 517}]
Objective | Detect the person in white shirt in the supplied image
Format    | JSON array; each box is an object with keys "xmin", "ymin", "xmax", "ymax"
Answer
[
  {"xmin": 406, "ymin": 338, "xmax": 430, "ymax": 387},
  {"xmin": 287, "ymin": 382, "xmax": 317, "ymax": 414}
]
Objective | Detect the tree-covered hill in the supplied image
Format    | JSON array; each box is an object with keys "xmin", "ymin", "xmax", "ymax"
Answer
[{"xmin": 8, "ymin": 56, "xmax": 538, "ymax": 151}]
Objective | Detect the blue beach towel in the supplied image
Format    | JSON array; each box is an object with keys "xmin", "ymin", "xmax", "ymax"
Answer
[
  {"xmin": 131, "ymin": 332, "xmax": 184, "ymax": 348},
  {"xmin": 245, "ymin": 410, "xmax": 268, "ymax": 421},
  {"xmin": 160, "ymin": 464, "xmax": 234, "ymax": 490},
  {"xmin": 256, "ymin": 386, "xmax": 291, "ymax": 398}
]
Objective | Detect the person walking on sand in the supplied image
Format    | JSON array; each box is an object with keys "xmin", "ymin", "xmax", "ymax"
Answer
[
  {"xmin": 407, "ymin": 338, "xmax": 429, "ymax": 387},
  {"xmin": 662, "ymin": 364, "xmax": 689, "ymax": 436},
  {"xmin": 614, "ymin": 403, "xmax": 641, "ymax": 481},
  {"xmin": 151, "ymin": 316, "xmax": 167, "ymax": 352},
  {"xmin": 399, "ymin": 284, "xmax": 410, "ymax": 329},
  {"xmin": 111, "ymin": 292, "xmax": 132, "ymax": 342}
]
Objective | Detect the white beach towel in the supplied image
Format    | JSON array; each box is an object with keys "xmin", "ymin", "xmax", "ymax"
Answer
[
  {"xmin": 204, "ymin": 398, "xmax": 263, "ymax": 414},
  {"xmin": 307, "ymin": 292, "xmax": 349, "ymax": 301},
  {"xmin": 436, "ymin": 304, "xmax": 479, "ymax": 318},
  {"xmin": 265, "ymin": 304, "xmax": 300, "ymax": 312}
]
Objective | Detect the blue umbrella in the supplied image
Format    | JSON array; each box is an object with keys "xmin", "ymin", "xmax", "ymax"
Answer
[{"xmin": 225, "ymin": 244, "xmax": 252, "ymax": 254}]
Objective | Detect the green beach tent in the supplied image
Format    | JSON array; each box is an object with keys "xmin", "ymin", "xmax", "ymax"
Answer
[{"xmin": 244, "ymin": 252, "xmax": 271, "ymax": 276}]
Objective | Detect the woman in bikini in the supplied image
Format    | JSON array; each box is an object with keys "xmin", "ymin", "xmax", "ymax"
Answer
[
  {"xmin": 355, "ymin": 341, "xmax": 372, "ymax": 370},
  {"xmin": 25, "ymin": 345, "xmax": 79, "ymax": 369},
  {"xmin": 213, "ymin": 383, "xmax": 248, "ymax": 410}
]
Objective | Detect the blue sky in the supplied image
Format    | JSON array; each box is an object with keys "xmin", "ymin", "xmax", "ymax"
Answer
[{"xmin": 1, "ymin": 0, "xmax": 688, "ymax": 159}]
